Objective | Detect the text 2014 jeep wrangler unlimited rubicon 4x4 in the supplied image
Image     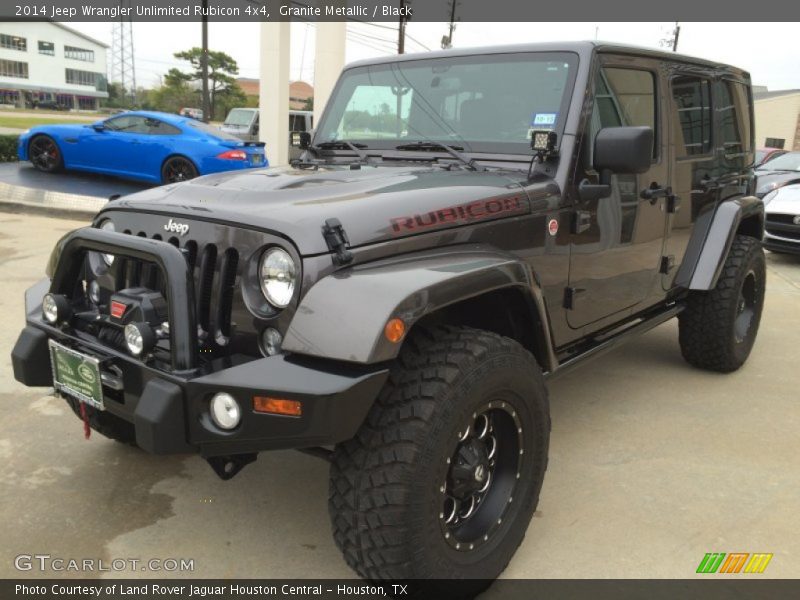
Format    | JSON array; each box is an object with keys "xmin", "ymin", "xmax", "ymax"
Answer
[{"xmin": 12, "ymin": 42, "xmax": 764, "ymax": 595}]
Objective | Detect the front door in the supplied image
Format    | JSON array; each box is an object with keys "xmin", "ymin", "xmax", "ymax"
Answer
[{"xmin": 567, "ymin": 57, "xmax": 669, "ymax": 329}]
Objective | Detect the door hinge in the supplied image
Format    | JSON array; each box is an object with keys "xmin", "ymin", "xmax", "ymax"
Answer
[
  {"xmin": 322, "ymin": 218, "xmax": 353, "ymax": 266},
  {"xmin": 563, "ymin": 286, "xmax": 584, "ymax": 310},
  {"xmin": 572, "ymin": 210, "xmax": 592, "ymax": 234},
  {"xmin": 660, "ymin": 255, "xmax": 675, "ymax": 274}
]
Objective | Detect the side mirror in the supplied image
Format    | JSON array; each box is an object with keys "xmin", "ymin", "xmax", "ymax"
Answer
[
  {"xmin": 291, "ymin": 131, "xmax": 311, "ymax": 149},
  {"xmin": 593, "ymin": 126, "xmax": 653, "ymax": 175},
  {"xmin": 91, "ymin": 121, "xmax": 106, "ymax": 132},
  {"xmin": 578, "ymin": 126, "xmax": 654, "ymax": 202}
]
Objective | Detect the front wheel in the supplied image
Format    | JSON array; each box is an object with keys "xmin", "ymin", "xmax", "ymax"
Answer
[
  {"xmin": 329, "ymin": 326, "xmax": 550, "ymax": 597},
  {"xmin": 679, "ymin": 234, "xmax": 766, "ymax": 372},
  {"xmin": 161, "ymin": 156, "xmax": 198, "ymax": 184},
  {"xmin": 29, "ymin": 135, "xmax": 63, "ymax": 173}
]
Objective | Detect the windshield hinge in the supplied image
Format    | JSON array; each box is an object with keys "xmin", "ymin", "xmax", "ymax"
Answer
[{"xmin": 322, "ymin": 218, "xmax": 353, "ymax": 266}]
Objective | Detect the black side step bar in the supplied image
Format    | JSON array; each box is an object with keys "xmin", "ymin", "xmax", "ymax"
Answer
[{"xmin": 545, "ymin": 304, "xmax": 684, "ymax": 381}]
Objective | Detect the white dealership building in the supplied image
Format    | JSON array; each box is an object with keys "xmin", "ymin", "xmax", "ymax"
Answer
[{"xmin": 0, "ymin": 21, "xmax": 108, "ymax": 110}]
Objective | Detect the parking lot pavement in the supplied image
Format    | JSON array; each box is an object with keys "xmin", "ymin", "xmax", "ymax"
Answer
[
  {"xmin": 0, "ymin": 213, "xmax": 798, "ymax": 581},
  {"xmin": 0, "ymin": 163, "xmax": 150, "ymax": 199}
]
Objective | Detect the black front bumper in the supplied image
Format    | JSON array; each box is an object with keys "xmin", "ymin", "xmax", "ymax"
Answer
[{"xmin": 12, "ymin": 228, "xmax": 388, "ymax": 457}]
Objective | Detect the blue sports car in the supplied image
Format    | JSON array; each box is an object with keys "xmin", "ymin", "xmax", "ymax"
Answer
[{"xmin": 18, "ymin": 110, "xmax": 268, "ymax": 184}]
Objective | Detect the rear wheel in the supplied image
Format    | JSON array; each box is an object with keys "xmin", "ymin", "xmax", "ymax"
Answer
[
  {"xmin": 161, "ymin": 156, "xmax": 198, "ymax": 184},
  {"xmin": 29, "ymin": 135, "xmax": 63, "ymax": 173},
  {"xmin": 329, "ymin": 326, "xmax": 550, "ymax": 597},
  {"xmin": 679, "ymin": 235, "xmax": 766, "ymax": 372}
]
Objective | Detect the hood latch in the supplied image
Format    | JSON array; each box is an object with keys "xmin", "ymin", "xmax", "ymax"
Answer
[{"xmin": 322, "ymin": 218, "xmax": 353, "ymax": 266}]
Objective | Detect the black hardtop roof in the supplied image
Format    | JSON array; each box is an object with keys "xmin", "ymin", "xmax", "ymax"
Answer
[{"xmin": 344, "ymin": 41, "xmax": 749, "ymax": 78}]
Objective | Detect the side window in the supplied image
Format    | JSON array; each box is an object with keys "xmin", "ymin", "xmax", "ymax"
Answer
[
  {"xmin": 671, "ymin": 76, "xmax": 712, "ymax": 157},
  {"xmin": 105, "ymin": 115, "xmax": 149, "ymax": 133},
  {"xmin": 146, "ymin": 118, "xmax": 180, "ymax": 135},
  {"xmin": 589, "ymin": 67, "xmax": 656, "ymax": 162},
  {"xmin": 717, "ymin": 80, "xmax": 751, "ymax": 158}
]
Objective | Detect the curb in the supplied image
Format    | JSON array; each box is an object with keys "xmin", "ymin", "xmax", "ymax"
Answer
[{"xmin": 0, "ymin": 180, "xmax": 105, "ymax": 220}]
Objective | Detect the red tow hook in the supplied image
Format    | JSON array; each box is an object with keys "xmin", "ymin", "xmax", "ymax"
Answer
[{"xmin": 79, "ymin": 402, "xmax": 91, "ymax": 440}]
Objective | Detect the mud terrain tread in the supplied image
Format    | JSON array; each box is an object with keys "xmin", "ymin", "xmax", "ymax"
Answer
[
  {"xmin": 678, "ymin": 235, "xmax": 764, "ymax": 372},
  {"xmin": 329, "ymin": 325, "xmax": 548, "ymax": 582}
]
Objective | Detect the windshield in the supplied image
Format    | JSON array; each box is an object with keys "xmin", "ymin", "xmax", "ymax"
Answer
[
  {"xmin": 224, "ymin": 108, "xmax": 256, "ymax": 127},
  {"xmin": 315, "ymin": 52, "xmax": 578, "ymax": 155},
  {"xmin": 758, "ymin": 152, "xmax": 800, "ymax": 171},
  {"xmin": 187, "ymin": 120, "xmax": 243, "ymax": 142},
  {"xmin": 755, "ymin": 150, "xmax": 766, "ymax": 164}
]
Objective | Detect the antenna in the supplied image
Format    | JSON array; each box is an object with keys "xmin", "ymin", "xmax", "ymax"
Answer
[{"xmin": 110, "ymin": 0, "xmax": 137, "ymax": 105}]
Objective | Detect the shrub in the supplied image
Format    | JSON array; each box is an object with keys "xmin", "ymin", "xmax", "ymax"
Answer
[{"xmin": 0, "ymin": 134, "xmax": 19, "ymax": 162}]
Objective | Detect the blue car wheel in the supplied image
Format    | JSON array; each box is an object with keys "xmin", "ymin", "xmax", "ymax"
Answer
[
  {"xmin": 29, "ymin": 135, "xmax": 64, "ymax": 173},
  {"xmin": 161, "ymin": 155, "xmax": 198, "ymax": 184}
]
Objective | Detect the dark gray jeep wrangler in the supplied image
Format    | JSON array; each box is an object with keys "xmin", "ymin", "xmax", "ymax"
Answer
[{"xmin": 12, "ymin": 42, "xmax": 764, "ymax": 595}]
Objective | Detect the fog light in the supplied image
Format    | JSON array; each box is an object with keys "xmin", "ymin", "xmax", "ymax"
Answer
[
  {"xmin": 42, "ymin": 293, "xmax": 71, "ymax": 324},
  {"xmin": 261, "ymin": 328, "xmax": 283, "ymax": 356},
  {"xmin": 88, "ymin": 280, "xmax": 101, "ymax": 304},
  {"xmin": 124, "ymin": 322, "xmax": 155, "ymax": 356},
  {"xmin": 210, "ymin": 392, "xmax": 241, "ymax": 430}
]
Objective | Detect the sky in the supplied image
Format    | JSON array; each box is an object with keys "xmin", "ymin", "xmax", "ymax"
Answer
[{"xmin": 71, "ymin": 21, "xmax": 799, "ymax": 91}]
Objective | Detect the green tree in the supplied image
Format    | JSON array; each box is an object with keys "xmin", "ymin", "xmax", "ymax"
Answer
[
  {"xmin": 302, "ymin": 96, "xmax": 313, "ymax": 111},
  {"xmin": 173, "ymin": 48, "xmax": 240, "ymax": 120},
  {"xmin": 150, "ymin": 70, "xmax": 198, "ymax": 115}
]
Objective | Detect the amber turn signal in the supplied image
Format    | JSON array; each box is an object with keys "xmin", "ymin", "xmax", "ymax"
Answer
[
  {"xmin": 384, "ymin": 318, "xmax": 406, "ymax": 343},
  {"xmin": 253, "ymin": 396, "xmax": 302, "ymax": 417}
]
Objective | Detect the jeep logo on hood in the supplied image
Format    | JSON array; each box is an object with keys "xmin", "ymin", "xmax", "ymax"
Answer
[{"xmin": 164, "ymin": 218, "xmax": 189, "ymax": 236}]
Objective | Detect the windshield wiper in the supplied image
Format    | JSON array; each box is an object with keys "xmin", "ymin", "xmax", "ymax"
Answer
[
  {"xmin": 394, "ymin": 141, "xmax": 483, "ymax": 171},
  {"xmin": 313, "ymin": 140, "xmax": 370, "ymax": 162}
]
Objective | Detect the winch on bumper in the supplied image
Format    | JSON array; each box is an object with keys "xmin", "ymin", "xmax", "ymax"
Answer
[{"xmin": 11, "ymin": 228, "xmax": 388, "ymax": 473}]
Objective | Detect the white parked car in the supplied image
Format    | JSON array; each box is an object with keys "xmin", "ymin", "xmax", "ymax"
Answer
[{"xmin": 763, "ymin": 184, "xmax": 800, "ymax": 255}]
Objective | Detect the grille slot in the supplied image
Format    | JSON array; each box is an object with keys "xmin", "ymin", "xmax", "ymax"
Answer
[
  {"xmin": 197, "ymin": 244, "xmax": 218, "ymax": 334},
  {"xmin": 216, "ymin": 248, "xmax": 239, "ymax": 341}
]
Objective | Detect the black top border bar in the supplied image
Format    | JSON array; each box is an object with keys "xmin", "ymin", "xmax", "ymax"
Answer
[{"xmin": 4, "ymin": 0, "xmax": 800, "ymax": 22}]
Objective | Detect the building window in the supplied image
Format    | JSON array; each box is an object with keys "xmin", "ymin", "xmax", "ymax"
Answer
[
  {"xmin": 765, "ymin": 137, "xmax": 785, "ymax": 149},
  {"xmin": 672, "ymin": 76, "xmax": 712, "ymax": 157},
  {"xmin": 38, "ymin": 41, "xmax": 55, "ymax": 56},
  {"xmin": 0, "ymin": 59, "xmax": 29, "ymax": 79},
  {"xmin": 0, "ymin": 34, "xmax": 27, "ymax": 52},
  {"xmin": 64, "ymin": 46, "xmax": 94, "ymax": 62},
  {"xmin": 65, "ymin": 68, "xmax": 102, "ymax": 88}
]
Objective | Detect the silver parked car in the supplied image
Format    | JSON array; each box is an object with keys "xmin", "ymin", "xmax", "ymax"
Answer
[{"xmin": 763, "ymin": 184, "xmax": 800, "ymax": 255}]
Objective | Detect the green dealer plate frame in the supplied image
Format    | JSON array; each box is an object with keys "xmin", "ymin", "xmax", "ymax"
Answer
[{"xmin": 49, "ymin": 340, "xmax": 104, "ymax": 410}]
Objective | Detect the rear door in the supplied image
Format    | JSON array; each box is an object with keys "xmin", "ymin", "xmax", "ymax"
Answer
[{"xmin": 567, "ymin": 55, "xmax": 670, "ymax": 329}]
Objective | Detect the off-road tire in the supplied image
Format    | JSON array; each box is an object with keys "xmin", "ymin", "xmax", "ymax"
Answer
[
  {"xmin": 64, "ymin": 395, "xmax": 137, "ymax": 446},
  {"xmin": 329, "ymin": 325, "xmax": 550, "ymax": 597},
  {"xmin": 679, "ymin": 234, "xmax": 765, "ymax": 372}
]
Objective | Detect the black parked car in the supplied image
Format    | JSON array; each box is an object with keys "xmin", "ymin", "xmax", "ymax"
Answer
[{"xmin": 12, "ymin": 42, "xmax": 764, "ymax": 596}]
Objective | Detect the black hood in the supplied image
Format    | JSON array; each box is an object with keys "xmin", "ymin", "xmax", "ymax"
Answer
[{"xmin": 100, "ymin": 165, "xmax": 550, "ymax": 256}]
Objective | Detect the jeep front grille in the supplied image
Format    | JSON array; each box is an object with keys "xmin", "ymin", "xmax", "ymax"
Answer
[{"xmin": 115, "ymin": 229, "xmax": 240, "ymax": 346}]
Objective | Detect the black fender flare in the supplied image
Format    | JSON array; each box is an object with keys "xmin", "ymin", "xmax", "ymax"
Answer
[
  {"xmin": 282, "ymin": 245, "xmax": 557, "ymax": 369},
  {"xmin": 674, "ymin": 195, "xmax": 764, "ymax": 291}
]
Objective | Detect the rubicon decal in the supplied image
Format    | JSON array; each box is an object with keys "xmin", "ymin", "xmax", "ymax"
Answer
[
  {"xmin": 390, "ymin": 194, "xmax": 528, "ymax": 234},
  {"xmin": 696, "ymin": 552, "xmax": 773, "ymax": 574}
]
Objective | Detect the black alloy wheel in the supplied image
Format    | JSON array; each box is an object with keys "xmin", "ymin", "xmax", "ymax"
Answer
[
  {"xmin": 29, "ymin": 135, "xmax": 63, "ymax": 172},
  {"xmin": 161, "ymin": 156, "xmax": 198, "ymax": 184}
]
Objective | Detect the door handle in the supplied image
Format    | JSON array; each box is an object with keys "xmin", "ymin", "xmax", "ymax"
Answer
[{"xmin": 640, "ymin": 183, "xmax": 672, "ymax": 203}]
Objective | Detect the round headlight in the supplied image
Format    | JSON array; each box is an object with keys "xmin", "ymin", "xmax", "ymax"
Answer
[
  {"xmin": 42, "ymin": 293, "xmax": 59, "ymax": 324},
  {"xmin": 99, "ymin": 220, "xmax": 115, "ymax": 265},
  {"xmin": 124, "ymin": 322, "xmax": 155, "ymax": 356},
  {"xmin": 259, "ymin": 248, "xmax": 297, "ymax": 308},
  {"xmin": 210, "ymin": 392, "xmax": 241, "ymax": 430}
]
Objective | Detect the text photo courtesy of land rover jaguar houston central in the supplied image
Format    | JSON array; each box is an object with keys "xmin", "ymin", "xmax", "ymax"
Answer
[{"xmin": 12, "ymin": 42, "xmax": 764, "ymax": 597}]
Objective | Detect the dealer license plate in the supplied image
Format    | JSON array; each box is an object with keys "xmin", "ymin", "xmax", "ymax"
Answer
[{"xmin": 49, "ymin": 340, "xmax": 104, "ymax": 410}]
